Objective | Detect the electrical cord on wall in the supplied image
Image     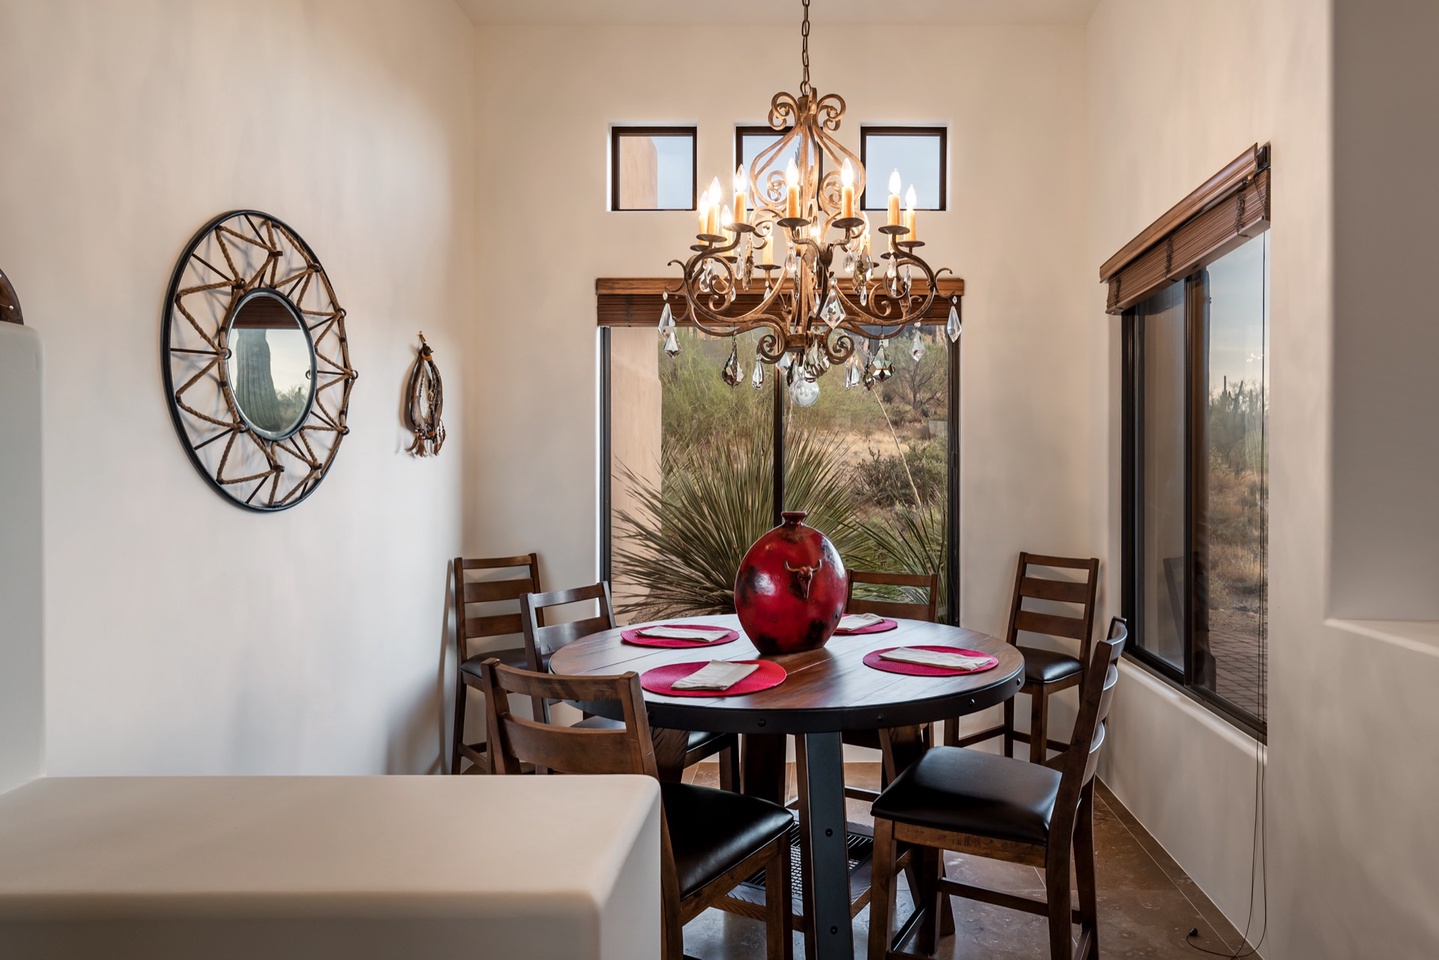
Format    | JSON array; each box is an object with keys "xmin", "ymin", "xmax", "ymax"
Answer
[{"xmin": 1184, "ymin": 233, "xmax": 1270, "ymax": 960}]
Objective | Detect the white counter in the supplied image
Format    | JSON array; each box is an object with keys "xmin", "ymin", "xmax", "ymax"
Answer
[{"xmin": 0, "ymin": 775, "xmax": 661, "ymax": 960}]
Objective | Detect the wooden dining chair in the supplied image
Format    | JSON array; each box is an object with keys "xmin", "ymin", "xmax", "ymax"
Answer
[
  {"xmin": 949, "ymin": 553, "xmax": 1100, "ymax": 764},
  {"xmin": 479, "ymin": 660, "xmax": 794, "ymax": 960},
  {"xmin": 521, "ymin": 582, "xmax": 740, "ymax": 787},
  {"xmin": 450, "ymin": 553, "xmax": 542, "ymax": 775},
  {"xmin": 841, "ymin": 569, "xmax": 940, "ymax": 804},
  {"xmin": 868, "ymin": 618, "xmax": 1128, "ymax": 960}
]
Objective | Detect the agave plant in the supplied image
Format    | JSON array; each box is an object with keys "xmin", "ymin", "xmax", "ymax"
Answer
[{"xmin": 613, "ymin": 423, "xmax": 870, "ymax": 622}]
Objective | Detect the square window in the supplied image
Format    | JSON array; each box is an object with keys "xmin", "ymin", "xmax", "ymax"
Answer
[
  {"xmin": 860, "ymin": 127, "xmax": 947, "ymax": 211},
  {"xmin": 735, "ymin": 125, "xmax": 821, "ymax": 205},
  {"xmin": 611, "ymin": 127, "xmax": 696, "ymax": 211}
]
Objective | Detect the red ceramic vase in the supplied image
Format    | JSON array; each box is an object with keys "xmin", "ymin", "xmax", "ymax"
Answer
[{"xmin": 734, "ymin": 511, "xmax": 847, "ymax": 655}]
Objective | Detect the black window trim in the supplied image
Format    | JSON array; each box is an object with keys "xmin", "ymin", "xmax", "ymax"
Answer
[
  {"xmin": 859, "ymin": 125, "xmax": 948, "ymax": 212},
  {"xmin": 609, "ymin": 125, "xmax": 698, "ymax": 212}
]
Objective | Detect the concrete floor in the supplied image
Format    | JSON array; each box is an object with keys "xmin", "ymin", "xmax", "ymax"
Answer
[{"xmin": 680, "ymin": 762, "xmax": 1260, "ymax": 960}]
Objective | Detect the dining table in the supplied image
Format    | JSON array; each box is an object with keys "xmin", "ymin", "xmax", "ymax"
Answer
[{"xmin": 548, "ymin": 613, "xmax": 1024, "ymax": 960}]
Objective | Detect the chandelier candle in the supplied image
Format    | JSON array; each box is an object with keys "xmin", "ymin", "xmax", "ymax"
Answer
[
  {"xmin": 841, "ymin": 158, "xmax": 856, "ymax": 220},
  {"xmin": 888, "ymin": 170, "xmax": 903, "ymax": 227},
  {"xmin": 904, "ymin": 185, "xmax": 918, "ymax": 243},
  {"xmin": 733, "ymin": 166, "xmax": 748, "ymax": 225}
]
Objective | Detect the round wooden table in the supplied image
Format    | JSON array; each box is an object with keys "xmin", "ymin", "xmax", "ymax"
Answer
[{"xmin": 549, "ymin": 614, "xmax": 1023, "ymax": 960}]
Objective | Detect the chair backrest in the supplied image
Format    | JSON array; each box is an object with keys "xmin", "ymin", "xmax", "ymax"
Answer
[
  {"xmin": 846, "ymin": 569, "xmax": 940, "ymax": 623},
  {"xmin": 520, "ymin": 582, "xmax": 616, "ymax": 670},
  {"xmin": 1054, "ymin": 618, "xmax": 1127, "ymax": 816},
  {"xmin": 1005, "ymin": 552, "xmax": 1100, "ymax": 662},
  {"xmin": 479, "ymin": 659, "xmax": 659, "ymax": 777},
  {"xmin": 453, "ymin": 554, "xmax": 542, "ymax": 660}
]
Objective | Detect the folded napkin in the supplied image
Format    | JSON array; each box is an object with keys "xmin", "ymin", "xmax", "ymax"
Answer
[
  {"xmin": 838, "ymin": 613, "xmax": 886, "ymax": 631},
  {"xmin": 638, "ymin": 625, "xmax": 732, "ymax": 642},
  {"xmin": 671, "ymin": 660, "xmax": 759, "ymax": 691},
  {"xmin": 879, "ymin": 647, "xmax": 992, "ymax": 671}
]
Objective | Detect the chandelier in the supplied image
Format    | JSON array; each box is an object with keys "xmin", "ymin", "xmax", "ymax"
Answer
[{"xmin": 660, "ymin": 0, "xmax": 960, "ymax": 404}]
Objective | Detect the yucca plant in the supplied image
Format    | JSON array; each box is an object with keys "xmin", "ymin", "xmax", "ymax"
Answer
[
  {"xmin": 840, "ymin": 500, "xmax": 949, "ymax": 616},
  {"xmin": 613, "ymin": 423, "xmax": 870, "ymax": 622}
]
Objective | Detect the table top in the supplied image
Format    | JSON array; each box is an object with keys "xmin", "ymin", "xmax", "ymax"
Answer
[{"xmin": 549, "ymin": 614, "xmax": 1023, "ymax": 735}]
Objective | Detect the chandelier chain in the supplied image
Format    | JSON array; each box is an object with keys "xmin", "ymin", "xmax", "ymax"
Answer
[{"xmin": 800, "ymin": 0, "xmax": 812, "ymax": 97}]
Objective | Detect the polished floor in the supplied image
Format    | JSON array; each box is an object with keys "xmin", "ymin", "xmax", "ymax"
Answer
[{"xmin": 681, "ymin": 762, "xmax": 1260, "ymax": 960}]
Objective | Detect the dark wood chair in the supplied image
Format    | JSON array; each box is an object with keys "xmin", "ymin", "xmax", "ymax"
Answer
[
  {"xmin": 521, "ymin": 583, "xmax": 740, "ymax": 787},
  {"xmin": 841, "ymin": 569, "xmax": 940, "ymax": 804},
  {"xmin": 949, "ymin": 553, "xmax": 1100, "ymax": 763},
  {"xmin": 450, "ymin": 553, "xmax": 542, "ymax": 774},
  {"xmin": 479, "ymin": 660, "xmax": 794, "ymax": 960},
  {"xmin": 868, "ymin": 618, "xmax": 1128, "ymax": 960}
]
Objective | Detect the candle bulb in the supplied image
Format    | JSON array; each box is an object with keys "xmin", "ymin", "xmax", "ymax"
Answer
[
  {"xmin": 887, "ymin": 169, "xmax": 902, "ymax": 227},
  {"xmin": 697, "ymin": 191, "xmax": 711, "ymax": 236},
  {"xmin": 721, "ymin": 205, "xmax": 734, "ymax": 245},
  {"xmin": 904, "ymin": 185, "xmax": 918, "ymax": 242},
  {"xmin": 761, "ymin": 236, "xmax": 774, "ymax": 265},
  {"xmin": 733, "ymin": 166, "xmax": 748, "ymax": 226},
  {"xmin": 785, "ymin": 158, "xmax": 801, "ymax": 219},
  {"xmin": 841, "ymin": 158, "xmax": 855, "ymax": 220}
]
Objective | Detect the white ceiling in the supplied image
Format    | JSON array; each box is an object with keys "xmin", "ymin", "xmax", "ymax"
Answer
[{"xmin": 455, "ymin": 0, "xmax": 1100, "ymax": 27}]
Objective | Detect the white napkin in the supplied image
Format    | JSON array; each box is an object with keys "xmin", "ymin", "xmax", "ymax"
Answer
[
  {"xmin": 671, "ymin": 660, "xmax": 759, "ymax": 691},
  {"xmin": 879, "ymin": 647, "xmax": 991, "ymax": 671},
  {"xmin": 838, "ymin": 613, "xmax": 886, "ymax": 631},
  {"xmin": 639, "ymin": 625, "xmax": 732, "ymax": 642}
]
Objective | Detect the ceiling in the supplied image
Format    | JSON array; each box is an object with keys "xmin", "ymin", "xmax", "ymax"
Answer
[{"xmin": 455, "ymin": 0, "xmax": 1100, "ymax": 27}]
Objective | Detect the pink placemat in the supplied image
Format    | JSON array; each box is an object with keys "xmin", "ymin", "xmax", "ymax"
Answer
[
  {"xmin": 621, "ymin": 624, "xmax": 740, "ymax": 648},
  {"xmin": 641, "ymin": 659, "xmax": 787, "ymax": 697},
  {"xmin": 862, "ymin": 645, "xmax": 1000, "ymax": 677},
  {"xmin": 833, "ymin": 617, "xmax": 899, "ymax": 636}
]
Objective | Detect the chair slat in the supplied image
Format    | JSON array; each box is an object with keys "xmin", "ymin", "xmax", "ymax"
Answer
[
  {"xmin": 464, "ymin": 613, "xmax": 523, "ymax": 640},
  {"xmin": 503, "ymin": 717, "xmax": 641, "ymax": 776},
  {"xmin": 1018, "ymin": 576, "xmax": 1091, "ymax": 604},
  {"xmin": 458, "ymin": 555, "xmax": 538, "ymax": 571},
  {"xmin": 533, "ymin": 614, "xmax": 613, "ymax": 656},
  {"xmin": 463, "ymin": 578, "xmax": 535, "ymax": 603},
  {"xmin": 847, "ymin": 597, "xmax": 933, "ymax": 621},
  {"xmin": 846, "ymin": 569, "xmax": 939, "ymax": 624},
  {"xmin": 1014, "ymin": 609, "xmax": 1087, "ymax": 641}
]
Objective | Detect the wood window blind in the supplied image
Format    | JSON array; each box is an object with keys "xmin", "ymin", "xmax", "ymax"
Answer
[
  {"xmin": 1101, "ymin": 144, "xmax": 1270, "ymax": 314},
  {"xmin": 595, "ymin": 277, "xmax": 965, "ymax": 327}
]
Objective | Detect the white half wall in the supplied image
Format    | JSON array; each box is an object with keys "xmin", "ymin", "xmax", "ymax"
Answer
[
  {"xmin": 0, "ymin": 323, "xmax": 44, "ymax": 793},
  {"xmin": 469, "ymin": 22, "xmax": 1097, "ymax": 636},
  {"xmin": 0, "ymin": 0, "xmax": 476, "ymax": 776}
]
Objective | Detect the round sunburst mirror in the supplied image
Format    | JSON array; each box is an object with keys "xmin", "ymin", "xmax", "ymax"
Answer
[{"xmin": 162, "ymin": 211, "xmax": 356, "ymax": 511}]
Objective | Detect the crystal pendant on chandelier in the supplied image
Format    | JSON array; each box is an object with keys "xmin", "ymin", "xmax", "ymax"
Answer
[
  {"xmin": 658, "ymin": 300, "xmax": 674, "ymax": 333},
  {"xmin": 790, "ymin": 374, "xmax": 820, "ymax": 407},
  {"xmin": 776, "ymin": 351, "xmax": 793, "ymax": 373},
  {"xmin": 663, "ymin": 328, "xmax": 681, "ymax": 358},
  {"xmin": 866, "ymin": 343, "xmax": 893, "ymax": 384},
  {"xmin": 910, "ymin": 328, "xmax": 926, "ymax": 362},
  {"xmin": 902, "ymin": 264, "xmax": 913, "ymax": 298},
  {"xmin": 820, "ymin": 281, "xmax": 845, "ymax": 329},
  {"xmin": 752, "ymin": 356, "xmax": 765, "ymax": 389},
  {"xmin": 844, "ymin": 358, "xmax": 862, "ymax": 390},
  {"xmin": 722, "ymin": 340, "xmax": 743, "ymax": 387},
  {"xmin": 947, "ymin": 300, "xmax": 962, "ymax": 342}
]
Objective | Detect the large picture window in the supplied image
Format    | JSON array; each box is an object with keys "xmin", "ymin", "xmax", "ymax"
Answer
[
  {"xmin": 1122, "ymin": 233, "xmax": 1269, "ymax": 732},
  {"xmin": 600, "ymin": 306, "xmax": 961, "ymax": 626}
]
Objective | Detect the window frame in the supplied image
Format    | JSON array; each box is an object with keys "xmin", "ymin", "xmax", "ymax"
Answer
[
  {"xmin": 859, "ymin": 125, "xmax": 948, "ymax": 212},
  {"xmin": 609, "ymin": 125, "xmax": 698, "ymax": 212},
  {"xmin": 1121, "ymin": 256, "xmax": 1268, "ymax": 741},
  {"xmin": 597, "ymin": 285, "xmax": 964, "ymax": 626}
]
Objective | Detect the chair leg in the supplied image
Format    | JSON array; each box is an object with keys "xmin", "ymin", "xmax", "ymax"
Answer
[
  {"xmin": 867, "ymin": 818, "xmax": 898, "ymax": 960},
  {"xmin": 1003, "ymin": 697, "xmax": 1016, "ymax": 758},
  {"xmin": 764, "ymin": 836, "xmax": 794, "ymax": 960},
  {"xmin": 914, "ymin": 844, "xmax": 943, "ymax": 955},
  {"xmin": 1045, "ymin": 845, "xmax": 1073, "ymax": 960},
  {"xmin": 1075, "ymin": 784, "xmax": 1099, "ymax": 957},
  {"xmin": 719, "ymin": 742, "xmax": 740, "ymax": 792},
  {"xmin": 451, "ymin": 677, "xmax": 467, "ymax": 775},
  {"xmin": 1030, "ymin": 689, "xmax": 1050, "ymax": 765}
]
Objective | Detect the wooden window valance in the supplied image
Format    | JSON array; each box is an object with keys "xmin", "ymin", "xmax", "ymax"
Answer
[
  {"xmin": 1100, "ymin": 143, "xmax": 1270, "ymax": 314},
  {"xmin": 595, "ymin": 277, "xmax": 965, "ymax": 327}
]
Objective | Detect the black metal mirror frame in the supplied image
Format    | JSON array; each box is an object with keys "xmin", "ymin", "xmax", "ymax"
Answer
[
  {"xmin": 162, "ymin": 210, "xmax": 357, "ymax": 512},
  {"xmin": 0, "ymin": 269, "xmax": 22, "ymax": 325}
]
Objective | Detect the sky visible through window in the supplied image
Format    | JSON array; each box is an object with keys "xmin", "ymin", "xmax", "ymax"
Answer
[
  {"xmin": 863, "ymin": 133, "xmax": 943, "ymax": 210},
  {"xmin": 652, "ymin": 136, "xmax": 693, "ymax": 209}
]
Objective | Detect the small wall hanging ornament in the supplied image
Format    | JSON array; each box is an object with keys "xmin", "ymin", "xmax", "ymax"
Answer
[{"xmin": 405, "ymin": 332, "xmax": 445, "ymax": 457}]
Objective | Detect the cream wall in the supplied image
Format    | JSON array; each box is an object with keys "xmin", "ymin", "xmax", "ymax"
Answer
[
  {"xmin": 0, "ymin": 0, "xmax": 476, "ymax": 775},
  {"xmin": 1089, "ymin": 1, "xmax": 1439, "ymax": 957},
  {"xmin": 469, "ymin": 23, "xmax": 1095, "ymax": 644}
]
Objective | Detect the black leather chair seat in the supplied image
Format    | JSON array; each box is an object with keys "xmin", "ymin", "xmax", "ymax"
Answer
[
  {"xmin": 871, "ymin": 746, "xmax": 1062, "ymax": 846},
  {"xmin": 459, "ymin": 647, "xmax": 531, "ymax": 676},
  {"xmin": 660, "ymin": 781, "xmax": 793, "ymax": 898},
  {"xmin": 1018, "ymin": 646, "xmax": 1083, "ymax": 685}
]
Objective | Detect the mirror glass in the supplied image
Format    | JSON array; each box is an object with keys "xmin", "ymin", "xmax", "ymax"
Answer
[{"xmin": 225, "ymin": 290, "xmax": 315, "ymax": 440}]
